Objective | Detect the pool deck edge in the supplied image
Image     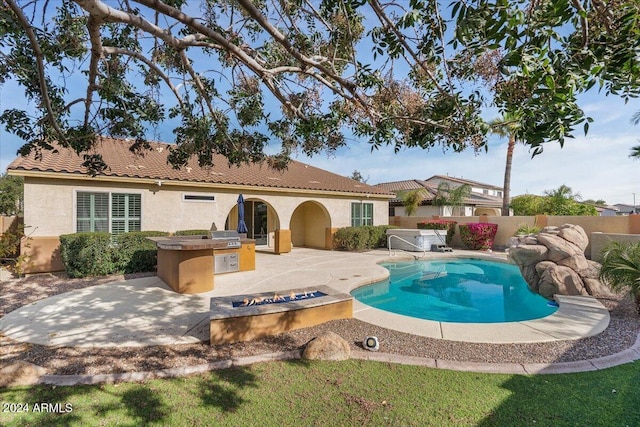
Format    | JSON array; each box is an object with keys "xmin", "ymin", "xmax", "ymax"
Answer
[{"xmin": 348, "ymin": 252, "xmax": 611, "ymax": 344}]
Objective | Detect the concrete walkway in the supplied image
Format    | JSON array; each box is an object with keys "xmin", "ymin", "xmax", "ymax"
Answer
[
  {"xmin": 2, "ymin": 248, "xmax": 638, "ymax": 381},
  {"xmin": 0, "ymin": 248, "xmax": 611, "ymax": 347}
]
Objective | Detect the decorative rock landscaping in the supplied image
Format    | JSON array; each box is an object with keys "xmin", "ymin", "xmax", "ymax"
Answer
[
  {"xmin": 302, "ymin": 331, "xmax": 351, "ymax": 361},
  {"xmin": 509, "ymin": 224, "xmax": 612, "ymax": 299}
]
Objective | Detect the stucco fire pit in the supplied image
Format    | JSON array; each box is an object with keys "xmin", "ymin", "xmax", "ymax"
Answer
[{"xmin": 209, "ymin": 285, "xmax": 353, "ymax": 345}]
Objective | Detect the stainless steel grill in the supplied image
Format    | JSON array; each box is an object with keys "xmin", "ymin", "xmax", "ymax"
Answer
[{"xmin": 210, "ymin": 230, "xmax": 242, "ymax": 248}]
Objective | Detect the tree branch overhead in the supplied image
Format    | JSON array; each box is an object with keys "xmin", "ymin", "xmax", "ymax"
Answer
[{"xmin": 0, "ymin": 0, "xmax": 638, "ymax": 175}]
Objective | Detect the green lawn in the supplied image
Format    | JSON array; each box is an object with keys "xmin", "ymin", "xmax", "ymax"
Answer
[{"xmin": 1, "ymin": 359, "xmax": 639, "ymax": 426}]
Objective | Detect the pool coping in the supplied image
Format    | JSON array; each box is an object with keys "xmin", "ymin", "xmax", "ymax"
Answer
[
  {"xmin": 346, "ymin": 251, "xmax": 611, "ymax": 344},
  {"xmin": 0, "ymin": 249, "xmax": 611, "ymax": 348}
]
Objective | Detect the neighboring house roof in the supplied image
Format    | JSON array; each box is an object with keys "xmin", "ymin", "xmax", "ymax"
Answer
[
  {"xmin": 6, "ymin": 137, "xmax": 393, "ymax": 197},
  {"xmin": 594, "ymin": 205, "xmax": 619, "ymax": 212},
  {"xmin": 594, "ymin": 206, "xmax": 618, "ymax": 215},
  {"xmin": 374, "ymin": 179, "xmax": 502, "ymax": 207},
  {"xmin": 425, "ymin": 175, "xmax": 503, "ymax": 191},
  {"xmin": 374, "ymin": 179, "xmax": 437, "ymax": 203},
  {"xmin": 463, "ymin": 191, "xmax": 504, "ymax": 207},
  {"xmin": 614, "ymin": 204, "xmax": 638, "ymax": 214}
]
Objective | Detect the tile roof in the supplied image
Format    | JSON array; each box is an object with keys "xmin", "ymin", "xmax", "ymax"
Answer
[
  {"xmin": 374, "ymin": 179, "xmax": 502, "ymax": 207},
  {"xmin": 374, "ymin": 180, "xmax": 437, "ymax": 203},
  {"xmin": 7, "ymin": 137, "xmax": 393, "ymax": 196},
  {"xmin": 426, "ymin": 175, "xmax": 503, "ymax": 191}
]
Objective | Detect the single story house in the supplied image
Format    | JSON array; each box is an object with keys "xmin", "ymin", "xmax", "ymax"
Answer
[
  {"xmin": 594, "ymin": 205, "xmax": 620, "ymax": 217},
  {"xmin": 375, "ymin": 175, "xmax": 505, "ymax": 217},
  {"xmin": 7, "ymin": 137, "xmax": 393, "ymax": 273},
  {"xmin": 614, "ymin": 204, "xmax": 639, "ymax": 215}
]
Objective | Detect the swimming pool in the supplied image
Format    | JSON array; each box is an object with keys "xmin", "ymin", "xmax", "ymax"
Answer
[{"xmin": 351, "ymin": 258, "xmax": 558, "ymax": 323}]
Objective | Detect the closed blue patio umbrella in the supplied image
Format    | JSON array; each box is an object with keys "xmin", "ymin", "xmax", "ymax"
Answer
[{"xmin": 237, "ymin": 194, "xmax": 248, "ymax": 234}]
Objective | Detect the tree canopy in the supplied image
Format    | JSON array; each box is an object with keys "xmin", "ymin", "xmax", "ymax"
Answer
[
  {"xmin": 511, "ymin": 185, "xmax": 597, "ymax": 216},
  {"xmin": 1, "ymin": 0, "xmax": 639, "ymax": 174},
  {"xmin": 0, "ymin": 173, "xmax": 23, "ymax": 215},
  {"xmin": 432, "ymin": 182, "xmax": 471, "ymax": 216}
]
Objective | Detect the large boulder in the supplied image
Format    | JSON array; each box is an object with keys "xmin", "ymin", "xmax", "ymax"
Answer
[
  {"xmin": 509, "ymin": 224, "xmax": 609, "ymax": 299},
  {"xmin": 558, "ymin": 224, "xmax": 589, "ymax": 252},
  {"xmin": 538, "ymin": 264, "xmax": 587, "ymax": 298},
  {"xmin": 557, "ymin": 254, "xmax": 590, "ymax": 272},
  {"xmin": 509, "ymin": 244, "xmax": 548, "ymax": 266},
  {"xmin": 583, "ymin": 278, "xmax": 614, "ymax": 297},
  {"xmin": 520, "ymin": 264, "xmax": 542, "ymax": 292},
  {"xmin": 536, "ymin": 233, "xmax": 582, "ymax": 262},
  {"xmin": 579, "ymin": 260, "xmax": 603, "ymax": 279},
  {"xmin": 302, "ymin": 332, "xmax": 351, "ymax": 361},
  {"xmin": 0, "ymin": 361, "xmax": 46, "ymax": 387}
]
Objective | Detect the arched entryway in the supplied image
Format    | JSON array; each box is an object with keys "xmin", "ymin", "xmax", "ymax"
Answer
[
  {"xmin": 474, "ymin": 207, "xmax": 502, "ymax": 216},
  {"xmin": 226, "ymin": 199, "xmax": 280, "ymax": 247},
  {"xmin": 290, "ymin": 201, "xmax": 331, "ymax": 249}
]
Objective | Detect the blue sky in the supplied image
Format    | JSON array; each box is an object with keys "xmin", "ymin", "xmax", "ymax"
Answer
[{"xmin": 291, "ymin": 92, "xmax": 640, "ymax": 206}]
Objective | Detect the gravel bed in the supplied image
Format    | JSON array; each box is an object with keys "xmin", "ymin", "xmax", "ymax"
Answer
[{"xmin": 1, "ymin": 271, "xmax": 639, "ymax": 376}]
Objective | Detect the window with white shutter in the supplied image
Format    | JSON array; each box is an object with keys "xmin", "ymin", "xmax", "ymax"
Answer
[
  {"xmin": 76, "ymin": 192, "xmax": 109, "ymax": 232},
  {"xmin": 76, "ymin": 192, "xmax": 141, "ymax": 233}
]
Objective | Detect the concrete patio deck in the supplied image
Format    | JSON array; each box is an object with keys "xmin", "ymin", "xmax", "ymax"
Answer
[{"xmin": 0, "ymin": 248, "xmax": 611, "ymax": 348}]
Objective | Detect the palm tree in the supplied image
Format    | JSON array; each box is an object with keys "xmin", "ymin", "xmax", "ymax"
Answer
[
  {"xmin": 399, "ymin": 188, "xmax": 430, "ymax": 216},
  {"xmin": 599, "ymin": 241, "xmax": 640, "ymax": 315},
  {"xmin": 489, "ymin": 113, "xmax": 521, "ymax": 216},
  {"xmin": 432, "ymin": 182, "xmax": 471, "ymax": 216}
]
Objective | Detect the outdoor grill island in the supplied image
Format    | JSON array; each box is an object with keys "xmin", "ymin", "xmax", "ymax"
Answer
[{"xmin": 149, "ymin": 230, "xmax": 256, "ymax": 294}]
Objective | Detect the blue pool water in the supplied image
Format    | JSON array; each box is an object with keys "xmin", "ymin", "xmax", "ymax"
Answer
[{"xmin": 351, "ymin": 258, "xmax": 557, "ymax": 323}]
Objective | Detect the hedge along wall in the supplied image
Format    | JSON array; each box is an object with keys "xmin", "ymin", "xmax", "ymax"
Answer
[
  {"xmin": 391, "ymin": 215, "xmax": 535, "ymax": 249},
  {"xmin": 390, "ymin": 214, "xmax": 639, "ymax": 252},
  {"xmin": 59, "ymin": 231, "xmax": 169, "ymax": 278},
  {"xmin": 332, "ymin": 225, "xmax": 398, "ymax": 251}
]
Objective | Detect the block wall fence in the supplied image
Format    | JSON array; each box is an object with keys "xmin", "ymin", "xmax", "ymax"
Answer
[{"xmin": 389, "ymin": 214, "xmax": 640, "ymax": 259}]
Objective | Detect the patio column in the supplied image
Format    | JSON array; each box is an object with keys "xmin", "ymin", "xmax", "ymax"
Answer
[
  {"xmin": 274, "ymin": 229, "xmax": 291, "ymax": 254},
  {"xmin": 325, "ymin": 227, "xmax": 338, "ymax": 250},
  {"xmin": 535, "ymin": 214, "xmax": 548, "ymax": 228}
]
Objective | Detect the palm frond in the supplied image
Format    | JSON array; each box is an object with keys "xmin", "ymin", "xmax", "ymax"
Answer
[{"xmin": 599, "ymin": 241, "xmax": 640, "ymax": 298}]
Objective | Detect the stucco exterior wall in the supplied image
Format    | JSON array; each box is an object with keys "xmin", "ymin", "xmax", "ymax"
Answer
[
  {"xmin": 546, "ymin": 215, "xmax": 630, "ymax": 235},
  {"xmin": 590, "ymin": 232, "xmax": 640, "ymax": 262},
  {"xmin": 393, "ymin": 205, "xmax": 444, "ymax": 217},
  {"xmin": 390, "ymin": 214, "xmax": 640, "ymax": 253},
  {"xmin": 290, "ymin": 201, "xmax": 330, "ymax": 248},
  {"xmin": 23, "ymin": 177, "xmax": 389, "ymax": 237}
]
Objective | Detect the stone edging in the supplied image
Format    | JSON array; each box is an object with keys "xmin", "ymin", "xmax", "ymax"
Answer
[{"xmin": 19, "ymin": 331, "xmax": 640, "ymax": 387}]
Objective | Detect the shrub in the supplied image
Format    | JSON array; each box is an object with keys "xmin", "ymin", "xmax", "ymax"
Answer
[
  {"xmin": 111, "ymin": 231, "xmax": 169, "ymax": 274},
  {"xmin": 60, "ymin": 230, "xmax": 169, "ymax": 277},
  {"xmin": 514, "ymin": 223, "xmax": 541, "ymax": 236},
  {"xmin": 60, "ymin": 232, "xmax": 113, "ymax": 278},
  {"xmin": 0, "ymin": 225, "xmax": 23, "ymax": 259},
  {"xmin": 333, "ymin": 227, "xmax": 370, "ymax": 251},
  {"xmin": 459, "ymin": 223, "xmax": 498, "ymax": 250},
  {"xmin": 417, "ymin": 220, "xmax": 457, "ymax": 244},
  {"xmin": 333, "ymin": 225, "xmax": 397, "ymax": 251},
  {"xmin": 599, "ymin": 241, "xmax": 640, "ymax": 315},
  {"xmin": 174, "ymin": 229, "xmax": 210, "ymax": 236},
  {"xmin": 365, "ymin": 225, "xmax": 399, "ymax": 248}
]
